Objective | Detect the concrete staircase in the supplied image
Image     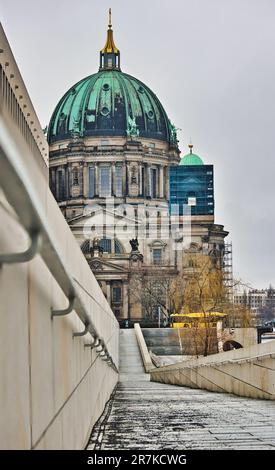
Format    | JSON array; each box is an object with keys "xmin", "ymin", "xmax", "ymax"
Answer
[
  {"xmin": 88, "ymin": 328, "xmax": 275, "ymax": 450},
  {"xmin": 119, "ymin": 329, "xmax": 149, "ymax": 382}
]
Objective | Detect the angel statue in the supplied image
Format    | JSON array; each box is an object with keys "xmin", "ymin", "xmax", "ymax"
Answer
[
  {"xmin": 127, "ymin": 116, "xmax": 140, "ymax": 138},
  {"xmin": 129, "ymin": 237, "xmax": 139, "ymax": 252}
]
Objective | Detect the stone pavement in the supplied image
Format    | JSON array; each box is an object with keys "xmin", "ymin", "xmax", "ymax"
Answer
[{"xmin": 87, "ymin": 330, "xmax": 275, "ymax": 450}]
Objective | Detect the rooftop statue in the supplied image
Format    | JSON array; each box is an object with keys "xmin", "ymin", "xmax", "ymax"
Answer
[
  {"xmin": 72, "ymin": 117, "xmax": 82, "ymax": 138},
  {"xmin": 127, "ymin": 116, "xmax": 139, "ymax": 138},
  {"xmin": 169, "ymin": 120, "xmax": 180, "ymax": 144},
  {"xmin": 91, "ymin": 237, "xmax": 103, "ymax": 254},
  {"xmin": 129, "ymin": 237, "xmax": 139, "ymax": 252}
]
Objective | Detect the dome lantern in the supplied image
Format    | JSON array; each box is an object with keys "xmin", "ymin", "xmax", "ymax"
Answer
[{"xmin": 99, "ymin": 8, "xmax": 121, "ymax": 71}]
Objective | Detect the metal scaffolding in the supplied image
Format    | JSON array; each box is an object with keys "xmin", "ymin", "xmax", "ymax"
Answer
[{"xmin": 223, "ymin": 242, "xmax": 233, "ymax": 300}]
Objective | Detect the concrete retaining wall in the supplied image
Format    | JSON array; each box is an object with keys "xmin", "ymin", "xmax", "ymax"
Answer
[
  {"xmin": 0, "ymin": 99, "xmax": 119, "ymax": 448},
  {"xmin": 151, "ymin": 340, "xmax": 275, "ymax": 400},
  {"xmin": 142, "ymin": 327, "xmax": 218, "ymax": 356}
]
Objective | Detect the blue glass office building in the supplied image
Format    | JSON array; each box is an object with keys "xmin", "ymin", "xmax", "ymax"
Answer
[{"xmin": 169, "ymin": 145, "xmax": 214, "ymax": 216}]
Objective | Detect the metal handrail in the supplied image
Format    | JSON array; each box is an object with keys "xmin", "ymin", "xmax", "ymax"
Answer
[
  {"xmin": 0, "ymin": 230, "xmax": 41, "ymax": 264},
  {"xmin": 0, "ymin": 117, "xmax": 118, "ymax": 373},
  {"xmin": 52, "ymin": 294, "xmax": 76, "ymax": 317},
  {"xmin": 73, "ymin": 322, "xmax": 90, "ymax": 338}
]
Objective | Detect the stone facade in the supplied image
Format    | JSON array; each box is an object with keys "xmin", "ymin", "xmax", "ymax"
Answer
[
  {"xmin": 49, "ymin": 134, "xmax": 228, "ymax": 323},
  {"xmin": 47, "ymin": 19, "xmax": 229, "ymax": 324}
]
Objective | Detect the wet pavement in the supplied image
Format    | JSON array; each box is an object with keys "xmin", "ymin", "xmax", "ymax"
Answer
[{"xmin": 87, "ymin": 330, "xmax": 275, "ymax": 450}]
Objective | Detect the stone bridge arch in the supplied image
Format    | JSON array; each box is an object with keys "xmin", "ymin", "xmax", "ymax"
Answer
[{"xmin": 223, "ymin": 340, "xmax": 243, "ymax": 351}]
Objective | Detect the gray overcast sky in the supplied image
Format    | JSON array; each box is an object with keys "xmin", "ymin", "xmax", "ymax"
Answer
[{"xmin": 1, "ymin": 0, "xmax": 275, "ymax": 288}]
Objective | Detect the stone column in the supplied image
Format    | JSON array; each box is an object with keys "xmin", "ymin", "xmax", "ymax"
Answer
[
  {"xmin": 67, "ymin": 164, "xmax": 72, "ymax": 198},
  {"xmin": 79, "ymin": 164, "xmax": 84, "ymax": 197},
  {"xmin": 159, "ymin": 165, "xmax": 164, "ymax": 198},
  {"xmin": 95, "ymin": 163, "xmax": 99, "ymax": 196},
  {"xmin": 147, "ymin": 164, "xmax": 151, "ymax": 197},
  {"xmin": 62, "ymin": 167, "xmax": 66, "ymax": 199},
  {"xmin": 83, "ymin": 162, "xmax": 88, "ymax": 198},
  {"xmin": 127, "ymin": 162, "xmax": 131, "ymax": 196},
  {"xmin": 64, "ymin": 166, "xmax": 68, "ymax": 199},
  {"xmin": 123, "ymin": 162, "xmax": 127, "ymax": 196},
  {"xmin": 106, "ymin": 281, "xmax": 111, "ymax": 305},
  {"xmin": 55, "ymin": 168, "xmax": 59, "ymax": 200},
  {"xmin": 122, "ymin": 281, "xmax": 129, "ymax": 319},
  {"xmin": 165, "ymin": 167, "xmax": 169, "ymax": 200},
  {"xmin": 139, "ymin": 164, "xmax": 143, "ymax": 196},
  {"xmin": 112, "ymin": 163, "xmax": 116, "ymax": 196}
]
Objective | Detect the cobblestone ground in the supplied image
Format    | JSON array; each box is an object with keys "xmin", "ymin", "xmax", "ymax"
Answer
[{"xmin": 88, "ymin": 330, "xmax": 275, "ymax": 450}]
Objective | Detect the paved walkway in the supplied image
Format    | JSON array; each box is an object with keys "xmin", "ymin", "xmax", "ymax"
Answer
[{"xmin": 88, "ymin": 330, "xmax": 275, "ymax": 450}]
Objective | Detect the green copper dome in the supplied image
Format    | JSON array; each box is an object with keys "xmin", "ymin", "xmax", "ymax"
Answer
[
  {"xmin": 48, "ymin": 12, "xmax": 178, "ymax": 147},
  {"xmin": 180, "ymin": 145, "xmax": 204, "ymax": 165},
  {"xmin": 47, "ymin": 71, "xmax": 174, "ymax": 144}
]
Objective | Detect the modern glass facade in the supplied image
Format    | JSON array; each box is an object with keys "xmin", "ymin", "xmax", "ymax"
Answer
[{"xmin": 169, "ymin": 164, "xmax": 214, "ymax": 216}]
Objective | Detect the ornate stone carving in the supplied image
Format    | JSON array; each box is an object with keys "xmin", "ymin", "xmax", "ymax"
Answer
[
  {"xmin": 129, "ymin": 251, "xmax": 143, "ymax": 264},
  {"xmin": 131, "ymin": 166, "xmax": 137, "ymax": 184},
  {"xmin": 90, "ymin": 260, "xmax": 103, "ymax": 271}
]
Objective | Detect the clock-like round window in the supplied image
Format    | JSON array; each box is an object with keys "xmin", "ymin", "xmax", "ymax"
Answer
[{"xmin": 101, "ymin": 107, "xmax": 110, "ymax": 116}]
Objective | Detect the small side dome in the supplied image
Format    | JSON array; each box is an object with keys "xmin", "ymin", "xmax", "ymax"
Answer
[{"xmin": 180, "ymin": 143, "xmax": 204, "ymax": 165}]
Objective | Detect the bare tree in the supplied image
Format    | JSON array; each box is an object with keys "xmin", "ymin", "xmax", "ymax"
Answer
[
  {"xmin": 173, "ymin": 253, "xmax": 252, "ymax": 356},
  {"xmin": 129, "ymin": 272, "xmax": 175, "ymax": 323}
]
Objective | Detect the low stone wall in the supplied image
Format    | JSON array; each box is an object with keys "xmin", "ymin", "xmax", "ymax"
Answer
[
  {"xmin": 151, "ymin": 341, "xmax": 275, "ymax": 400},
  {"xmin": 134, "ymin": 324, "xmax": 155, "ymax": 372},
  {"xmin": 142, "ymin": 327, "xmax": 218, "ymax": 356},
  {"xmin": 222, "ymin": 327, "xmax": 258, "ymax": 350}
]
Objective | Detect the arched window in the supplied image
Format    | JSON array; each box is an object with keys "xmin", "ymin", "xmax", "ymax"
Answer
[
  {"xmin": 81, "ymin": 238, "xmax": 124, "ymax": 255},
  {"xmin": 99, "ymin": 238, "xmax": 112, "ymax": 253},
  {"xmin": 99, "ymin": 238, "xmax": 124, "ymax": 254},
  {"xmin": 114, "ymin": 239, "xmax": 123, "ymax": 254}
]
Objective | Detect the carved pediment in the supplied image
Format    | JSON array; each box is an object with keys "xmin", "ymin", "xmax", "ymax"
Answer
[
  {"xmin": 69, "ymin": 207, "xmax": 137, "ymax": 228},
  {"xmin": 89, "ymin": 258, "xmax": 128, "ymax": 273},
  {"xmin": 147, "ymin": 239, "xmax": 167, "ymax": 252}
]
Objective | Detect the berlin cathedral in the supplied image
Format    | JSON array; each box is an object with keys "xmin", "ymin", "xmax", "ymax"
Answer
[{"xmin": 47, "ymin": 10, "xmax": 228, "ymax": 324}]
